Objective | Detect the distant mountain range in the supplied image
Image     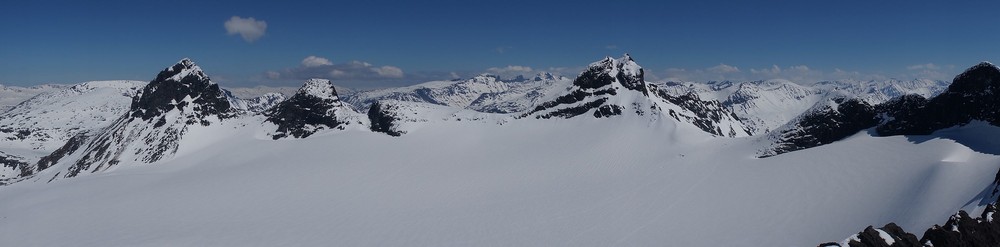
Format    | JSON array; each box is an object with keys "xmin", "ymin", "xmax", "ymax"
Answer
[{"xmin": 1, "ymin": 55, "xmax": 998, "ymax": 246}]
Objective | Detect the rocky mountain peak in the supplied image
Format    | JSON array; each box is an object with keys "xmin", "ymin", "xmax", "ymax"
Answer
[
  {"xmin": 948, "ymin": 61, "xmax": 1000, "ymax": 95},
  {"xmin": 129, "ymin": 58, "xmax": 233, "ymax": 123},
  {"xmin": 296, "ymin": 78, "xmax": 341, "ymax": 102},
  {"xmin": 574, "ymin": 54, "xmax": 646, "ymax": 94},
  {"xmin": 265, "ymin": 79, "xmax": 353, "ymax": 139}
]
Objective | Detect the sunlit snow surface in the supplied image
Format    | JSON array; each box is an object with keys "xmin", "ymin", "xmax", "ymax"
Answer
[{"xmin": 1, "ymin": 114, "xmax": 998, "ymax": 246}]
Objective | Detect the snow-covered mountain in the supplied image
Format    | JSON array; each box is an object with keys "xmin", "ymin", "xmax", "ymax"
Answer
[
  {"xmin": 2, "ymin": 57, "xmax": 1000, "ymax": 247},
  {"xmin": 0, "ymin": 84, "xmax": 69, "ymax": 112},
  {"xmin": 525, "ymin": 55, "xmax": 750, "ymax": 137},
  {"xmin": 0, "ymin": 80, "xmax": 145, "ymax": 184},
  {"xmin": 809, "ymin": 78, "xmax": 950, "ymax": 104},
  {"xmin": 763, "ymin": 62, "xmax": 1000, "ymax": 157},
  {"xmin": 226, "ymin": 91, "xmax": 286, "ymax": 114},
  {"xmin": 343, "ymin": 73, "xmax": 568, "ymax": 114},
  {"xmin": 657, "ymin": 78, "xmax": 950, "ymax": 135},
  {"xmin": 33, "ymin": 58, "xmax": 238, "ymax": 180}
]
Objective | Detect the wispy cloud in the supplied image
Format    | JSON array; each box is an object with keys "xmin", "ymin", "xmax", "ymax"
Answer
[
  {"xmin": 605, "ymin": 45, "xmax": 618, "ymax": 50},
  {"xmin": 487, "ymin": 65, "xmax": 532, "ymax": 73},
  {"xmin": 483, "ymin": 65, "xmax": 533, "ymax": 79},
  {"xmin": 706, "ymin": 64, "xmax": 740, "ymax": 74},
  {"xmin": 265, "ymin": 56, "xmax": 405, "ymax": 87},
  {"xmin": 906, "ymin": 63, "xmax": 940, "ymax": 70},
  {"xmin": 905, "ymin": 63, "xmax": 956, "ymax": 80},
  {"xmin": 301, "ymin": 56, "xmax": 333, "ymax": 67},
  {"xmin": 224, "ymin": 16, "xmax": 267, "ymax": 43},
  {"xmin": 495, "ymin": 46, "xmax": 513, "ymax": 54}
]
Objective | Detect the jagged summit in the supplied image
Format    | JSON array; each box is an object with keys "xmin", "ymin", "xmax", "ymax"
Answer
[
  {"xmin": 266, "ymin": 78, "xmax": 359, "ymax": 139},
  {"xmin": 574, "ymin": 54, "xmax": 646, "ymax": 94},
  {"xmin": 296, "ymin": 78, "xmax": 341, "ymax": 102},
  {"xmin": 155, "ymin": 58, "xmax": 209, "ymax": 83},
  {"xmin": 130, "ymin": 58, "xmax": 233, "ymax": 123},
  {"xmin": 523, "ymin": 55, "xmax": 749, "ymax": 136}
]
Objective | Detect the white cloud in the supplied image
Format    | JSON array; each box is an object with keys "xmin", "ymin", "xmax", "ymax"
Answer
[
  {"xmin": 301, "ymin": 56, "xmax": 333, "ymax": 67},
  {"xmin": 449, "ymin": 72, "xmax": 460, "ymax": 79},
  {"xmin": 265, "ymin": 71, "xmax": 281, "ymax": 79},
  {"xmin": 373, "ymin": 66, "xmax": 404, "ymax": 78},
  {"xmin": 268, "ymin": 56, "xmax": 405, "ymax": 85},
  {"xmin": 788, "ymin": 65, "xmax": 811, "ymax": 71},
  {"xmin": 224, "ymin": 16, "xmax": 267, "ymax": 43},
  {"xmin": 487, "ymin": 65, "xmax": 533, "ymax": 74},
  {"xmin": 495, "ymin": 46, "xmax": 512, "ymax": 54},
  {"xmin": 706, "ymin": 64, "xmax": 740, "ymax": 74},
  {"xmin": 348, "ymin": 61, "xmax": 372, "ymax": 67},
  {"xmin": 907, "ymin": 63, "xmax": 940, "ymax": 70},
  {"xmin": 750, "ymin": 65, "xmax": 782, "ymax": 75},
  {"xmin": 484, "ymin": 65, "xmax": 534, "ymax": 79}
]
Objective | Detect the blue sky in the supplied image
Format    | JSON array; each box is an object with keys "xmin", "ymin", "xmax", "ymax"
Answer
[{"xmin": 2, "ymin": 0, "xmax": 999, "ymax": 88}]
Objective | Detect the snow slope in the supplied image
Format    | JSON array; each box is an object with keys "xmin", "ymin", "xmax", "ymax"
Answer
[
  {"xmin": 0, "ymin": 114, "xmax": 997, "ymax": 246},
  {"xmin": 0, "ymin": 81, "xmax": 145, "ymax": 183},
  {"xmin": 0, "ymin": 84, "xmax": 68, "ymax": 111},
  {"xmin": 0, "ymin": 57, "xmax": 993, "ymax": 247}
]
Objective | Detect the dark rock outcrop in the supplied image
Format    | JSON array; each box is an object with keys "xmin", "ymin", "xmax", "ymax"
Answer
[
  {"xmin": 574, "ymin": 54, "xmax": 647, "ymax": 95},
  {"xmin": 656, "ymin": 88, "xmax": 751, "ymax": 137},
  {"xmin": 367, "ymin": 101, "xmax": 404, "ymax": 136},
  {"xmin": 266, "ymin": 79, "xmax": 350, "ymax": 139},
  {"xmin": 35, "ymin": 133, "xmax": 88, "ymax": 173},
  {"xmin": 0, "ymin": 152, "xmax": 30, "ymax": 184},
  {"xmin": 525, "ymin": 55, "xmax": 644, "ymax": 119},
  {"xmin": 818, "ymin": 223, "xmax": 921, "ymax": 247},
  {"xmin": 821, "ymin": 168, "xmax": 1000, "ymax": 247},
  {"xmin": 765, "ymin": 98, "xmax": 877, "ymax": 157},
  {"xmin": 525, "ymin": 88, "xmax": 616, "ymax": 119},
  {"xmin": 130, "ymin": 58, "xmax": 234, "ymax": 124},
  {"xmin": 878, "ymin": 62, "xmax": 1000, "ymax": 136}
]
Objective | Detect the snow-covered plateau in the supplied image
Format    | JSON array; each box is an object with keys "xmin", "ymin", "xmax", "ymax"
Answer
[{"xmin": 1, "ymin": 56, "xmax": 998, "ymax": 247}]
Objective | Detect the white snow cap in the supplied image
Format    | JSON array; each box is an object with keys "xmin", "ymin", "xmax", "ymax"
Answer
[
  {"xmin": 297, "ymin": 78, "xmax": 339, "ymax": 100},
  {"xmin": 164, "ymin": 58, "xmax": 210, "ymax": 83}
]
